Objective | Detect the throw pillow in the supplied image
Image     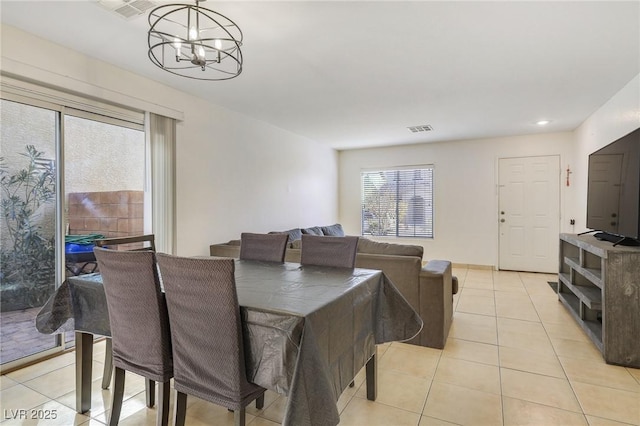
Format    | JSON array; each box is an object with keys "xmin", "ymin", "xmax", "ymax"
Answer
[
  {"xmin": 301, "ymin": 226, "xmax": 323, "ymax": 236},
  {"xmin": 321, "ymin": 223, "xmax": 345, "ymax": 236}
]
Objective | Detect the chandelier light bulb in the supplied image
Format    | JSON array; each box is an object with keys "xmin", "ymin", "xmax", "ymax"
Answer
[
  {"xmin": 189, "ymin": 26, "xmax": 198, "ymax": 40},
  {"xmin": 197, "ymin": 45, "xmax": 206, "ymax": 59},
  {"xmin": 215, "ymin": 39, "xmax": 222, "ymax": 50},
  {"xmin": 173, "ymin": 38, "xmax": 182, "ymax": 56}
]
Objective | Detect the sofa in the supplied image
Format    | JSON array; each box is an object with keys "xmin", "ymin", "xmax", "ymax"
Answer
[{"xmin": 210, "ymin": 224, "xmax": 458, "ymax": 349}]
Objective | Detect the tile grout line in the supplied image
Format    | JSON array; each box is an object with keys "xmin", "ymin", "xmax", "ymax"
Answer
[
  {"xmin": 521, "ymin": 271, "xmax": 592, "ymax": 424},
  {"xmin": 492, "ymin": 270, "xmax": 506, "ymax": 426}
]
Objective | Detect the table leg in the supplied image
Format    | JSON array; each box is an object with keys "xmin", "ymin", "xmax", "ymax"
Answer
[
  {"xmin": 75, "ymin": 332, "xmax": 93, "ymax": 413},
  {"xmin": 365, "ymin": 352, "xmax": 377, "ymax": 401}
]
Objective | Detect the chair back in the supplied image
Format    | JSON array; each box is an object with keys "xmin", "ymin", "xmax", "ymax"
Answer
[
  {"xmin": 300, "ymin": 234, "xmax": 359, "ymax": 268},
  {"xmin": 239, "ymin": 232, "xmax": 288, "ymax": 263},
  {"xmin": 93, "ymin": 248, "xmax": 172, "ymax": 382},
  {"xmin": 95, "ymin": 234, "xmax": 155, "ymax": 252},
  {"xmin": 156, "ymin": 254, "xmax": 264, "ymax": 409}
]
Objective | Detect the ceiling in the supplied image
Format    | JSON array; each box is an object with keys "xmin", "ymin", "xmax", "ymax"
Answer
[{"xmin": 1, "ymin": 1, "xmax": 639, "ymax": 150}]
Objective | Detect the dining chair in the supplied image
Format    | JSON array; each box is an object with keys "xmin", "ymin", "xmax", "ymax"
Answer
[
  {"xmin": 156, "ymin": 254, "xmax": 265, "ymax": 426},
  {"xmin": 239, "ymin": 232, "xmax": 288, "ymax": 263},
  {"xmin": 93, "ymin": 248, "xmax": 172, "ymax": 426},
  {"xmin": 300, "ymin": 234, "xmax": 360, "ymax": 268},
  {"xmin": 93, "ymin": 234, "xmax": 155, "ymax": 392},
  {"xmin": 94, "ymin": 234, "xmax": 156, "ymax": 251},
  {"xmin": 300, "ymin": 234, "xmax": 360, "ymax": 388}
]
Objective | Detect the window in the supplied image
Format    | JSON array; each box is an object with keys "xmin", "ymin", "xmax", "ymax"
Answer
[{"xmin": 361, "ymin": 167, "xmax": 433, "ymax": 238}]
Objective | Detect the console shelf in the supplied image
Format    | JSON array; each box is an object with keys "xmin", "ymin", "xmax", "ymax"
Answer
[
  {"xmin": 559, "ymin": 234, "xmax": 640, "ymax": 368},
  {"xmin": 563, "ymin": 257, "xmax": 603, "ymax": 288},
  {"xmin": 558, "ymin": 272, "xmax": 602, "ymax": 309}
]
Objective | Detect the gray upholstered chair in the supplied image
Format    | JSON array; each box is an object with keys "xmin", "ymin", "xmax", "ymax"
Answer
[
  {"xmin": 239, "ymin": 232, "xmax": 288, "ymax": 263},
  {"xmin": 93, "ymin": 248, "xmax": 172, "ymax": 426},
  {"xmin": 93, "ymin": 234, "xmax": 156, "ymax": 392},
  {"xmin": 301, "ymin": 234, "xmax": 360, "ymax": 388},
  {"xmin": 300, "ymin": 234, "xmax": 359, "ymax": 268},
  {"xmin": 156, "ymin": 254, "xmax": 265, "ymax": 426}
]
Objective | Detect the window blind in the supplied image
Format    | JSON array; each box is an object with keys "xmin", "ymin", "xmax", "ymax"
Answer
[{"xmin": 361, "ymin": 167, "xmax": 434, "ymax": 238}]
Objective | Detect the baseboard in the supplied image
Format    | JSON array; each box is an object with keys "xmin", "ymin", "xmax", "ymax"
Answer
[
  {"xmin": 421, "ymin": 261, "xmax": 494, "ymax": 270},
  {"xmin": 451, "ymin": 263, "xmax": 495, "ymax": 270}
]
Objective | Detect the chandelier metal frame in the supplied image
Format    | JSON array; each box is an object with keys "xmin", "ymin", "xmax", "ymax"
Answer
[{"xmin": 147, "ymin": 0, "xmax": 243, "ymax": 81}]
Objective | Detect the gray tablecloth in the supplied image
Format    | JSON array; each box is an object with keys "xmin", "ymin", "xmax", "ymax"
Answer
[
  {"xmin": 36, "ymin": 273, "xmax": 109, "ymax": 336},
  {"xmin": 37, "ymin": 260, "xmax": 422, "ymax": 426}
]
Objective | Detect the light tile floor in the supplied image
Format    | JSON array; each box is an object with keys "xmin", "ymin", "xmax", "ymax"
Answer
[{"xmin": 1, "ymin": 267, "xmax": 639, "ymax": 425}]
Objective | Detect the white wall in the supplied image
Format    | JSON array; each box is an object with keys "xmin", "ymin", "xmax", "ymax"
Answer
[
  {"xmin": 571, "ymin": 74, "xmax": 640, "ymax": 232},
  {"xmin": 175, "ymin": 96, "xmax": 339, "ymax": 252},
  {"xmin": 1, "ymin": 25, "xmax": 338, "ymax": 256},
  {"xmin": 339, "ymin": 132, "xmax": 575, "ymax": 267}
]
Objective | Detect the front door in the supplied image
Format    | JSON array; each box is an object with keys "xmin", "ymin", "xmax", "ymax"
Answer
[{"xmin": 498, "ymin": 156, "xmax": 560, "ymax": 273}]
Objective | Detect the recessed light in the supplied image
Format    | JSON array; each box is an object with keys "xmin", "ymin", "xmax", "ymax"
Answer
[{"xmin": 536, "ymin": 120, "xmax": 551, "ymax": 126}]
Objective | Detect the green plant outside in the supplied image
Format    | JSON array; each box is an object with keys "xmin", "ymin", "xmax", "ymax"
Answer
[{"xmin": 0, "ymin": 145, "xmax": 56, "ymax": 310}]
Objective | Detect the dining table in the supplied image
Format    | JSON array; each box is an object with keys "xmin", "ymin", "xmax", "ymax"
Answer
[{"xmin": 36, "ymin": 259, "xmax": 423, "ymax": 426}]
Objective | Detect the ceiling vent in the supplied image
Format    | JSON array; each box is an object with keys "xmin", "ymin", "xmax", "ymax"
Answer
[
  {"xmin": 98, "ymin": 0, "xmax": 157, "ymax": 20},
  {"xmin": 407, "ymin": 125, "xmax": 433, "ymax": 133}
]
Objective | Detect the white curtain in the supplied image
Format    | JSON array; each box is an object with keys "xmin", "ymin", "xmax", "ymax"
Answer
[{"xmin": 149, "ymin": 113, "xmax": 176, "ymax": 254}]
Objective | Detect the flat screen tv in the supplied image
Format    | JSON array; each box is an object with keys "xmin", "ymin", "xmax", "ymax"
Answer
[{"xmin": 586, "ymin": 127, "xmax": 640, "ymax": 246}]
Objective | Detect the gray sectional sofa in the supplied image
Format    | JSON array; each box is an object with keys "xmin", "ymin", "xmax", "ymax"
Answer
[{"xmin": 209, "ymin": 224, "xmax": 458, "ymax": 349}]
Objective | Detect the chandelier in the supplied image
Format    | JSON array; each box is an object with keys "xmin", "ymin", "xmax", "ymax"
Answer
[{"xmin": 147, "ymin": 0, "xmax": 243, "ymax": 81}]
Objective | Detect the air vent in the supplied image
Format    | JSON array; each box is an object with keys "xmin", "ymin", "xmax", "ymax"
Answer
[
  {"xmin": 98, "ymin": 0, "xmax": 157, "ymax": 20},
  {"xmin": 407, "ymin": 125, "xmax": 433, "ymax": 133}
]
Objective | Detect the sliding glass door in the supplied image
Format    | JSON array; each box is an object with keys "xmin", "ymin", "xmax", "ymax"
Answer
[
  {"xmin": 0, "ymin": 99, "xmax": 61, "ymax": 366},
  {"xmin": 1, "ymin": 97, "xmax": 148, "ymax": 371},
  {"xmin": 62, "ymin": 114, "xmax": 146, "ymax": 348}
]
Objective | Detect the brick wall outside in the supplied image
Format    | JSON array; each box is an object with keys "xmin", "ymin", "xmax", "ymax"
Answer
[{"xmin": 68, "ymin": 190, "xmax": 144, "ymax": 238}]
